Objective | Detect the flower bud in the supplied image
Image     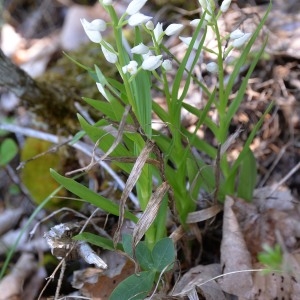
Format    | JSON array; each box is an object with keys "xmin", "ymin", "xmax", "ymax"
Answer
[
  {"xmin": 220, "ymin": 0, "xmax": 232, "ymax": 13},
  {"xmin": 142, "ymin": 55, "xmax": 162, "ymax": 71},
  {"xmin": 80, "ymin": 18, "xmax": 106, "ymax": 43},
  {"xmin": 145, "ymin": 21, "xmax": 154, "ymax": 30},
  {"xmin": 230, "ymin": 29, "xmax": 244, "ymax": 40},
  {"xmin": 165, "ymin": 24, "xmax": 183, "ymax": 36},
  {"xmin": 126, "ymin": 0, "xmax": 147, "ymax": 15},
  {"xmin": 101, "ymin": 42, "xmax": 118, "ymax": 63},
  {"xmin": 131, "ymin": 43, "xmax": 149, "ymax": 54},
  {"xmin": 232, "ymin": 32, "xmax": 251, "ymax": 48},
  {"xmin": 128, "ymin": 13, "xmax": 152, "ymax": 26},
  {"xmin": 153, "ymin": 22, "xmax": 164, "ymax": 45}
]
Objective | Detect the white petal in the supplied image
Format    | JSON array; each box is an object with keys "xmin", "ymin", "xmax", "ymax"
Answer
[
  {"xmin": 179, "ymin": 36, "xmax": 192, "ymax": 46},
  {"xmin": 103, "ymin": 0, "xmax": 113, "ymax": 5},
  {"xmin": 153, "ymin": 22, "xmax": 164, "ymax": 45},
  {"xmin": 90, "ymin": 19, "xmax": 107, "ymax": 31},
  {"xmin": 206, "ymin": 62, "xmax": 218, "ymax": 74},
  {"xmin": 128, "ymin": 13, "xmax": 152, "ymax": 26},
  {"xmin": 123, "ymin": 60, "xmax": 139, "ymax": 75},
  {"xmin": 131, "ymin": 43, "xmax": 149, "ymax": 54},
  {"xmin": 198, "ymin": 0, "xmax": 207, "ymax": 9},
  {"xmin": 162, "ymin": 59, "xmax": 172, "ymax": 71},
  {"xmin": 220, "ymin": 0, "xmax": 232, "ymax": 12},
  {"xmin": 101, "ymin": 42, "xmax": 118, "ymax": 63},
  {"xmin": 142, "ymin": 55, "xmax": 162, "ymax": 71},
  {"xmin": 190, "ymin": 19, "xmax": 201, "ymax": 27},
  {"xmin": 145, "ymin": 20, "xmax": 154, "ymax": 30},
  {"xmin": 126, "ymin": 0, "xmax": 148, "ymax": 15},
  {"xmin": 165, "ymin": 24, "xmax": 184, "ymax": 36},
  {"xmin": 230, "ymin": 29, "xmax": 244, "ymax": 40},
  {"xmin": 232, "ymin": 32, "xmax": 251, "ymax": 48}
]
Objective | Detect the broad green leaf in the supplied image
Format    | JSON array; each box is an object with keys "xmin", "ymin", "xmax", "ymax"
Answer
[
  {"xmin": 0, "ymin": 138, "xmax": 18, "ymax": 166},
  {"xmin": 135, "ymin": 241, "xmax": 153, "ymax": 271},
  {"xmin": 74, "ymin": 232, "xmax": 123, "ymax": 251},
  {"xmin": 109, "ymin": 271, "xmax": 155, "ymax": 300},
  {"xmin": 152, "ymin": 237, "xmax": 175, "ymax": 272},
  {"xmin": 122, "ymin": 233, "xmax": 134, "ymax": 258},
  {"xmin": 50, "ymin": 169, "xmax": 137, "ymax": 222},
  {"xmin": 237, "ymin": 149, "xmax": 257, "ymax": 201}
]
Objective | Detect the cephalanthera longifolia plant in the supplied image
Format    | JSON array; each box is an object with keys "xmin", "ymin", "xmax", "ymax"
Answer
[{"xmin": 51, "ymin": 0, "xmax": 271, "ymax": 297}]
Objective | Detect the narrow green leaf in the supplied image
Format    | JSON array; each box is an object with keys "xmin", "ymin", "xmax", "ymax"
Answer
[
  {"xmin": 109, "ymin": 271, "xmax": 155, "ymax": 300},
  {"xmin": 152, "ymin": 237, "xmax": 175, "ymax": 272},
  {"xmin": 50, "ymin": 169, "xmax": 137, "ymax": 222},
  {"xmin": 74, "ymin": 232, "xmax": 123, "ymax": 251},
  {"xmin": 237, "ymin": 149, "xmax": 257, "ymax": 201}
]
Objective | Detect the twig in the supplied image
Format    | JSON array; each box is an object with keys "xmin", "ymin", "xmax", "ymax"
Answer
[{"xmin": 0, "ymin": 123, "xmax": 139, "ymax": 207}]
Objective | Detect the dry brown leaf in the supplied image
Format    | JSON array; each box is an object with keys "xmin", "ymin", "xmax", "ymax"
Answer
[
  {"xmin": 186, "ymin": 205, "xmax": 222, "ymax": 224},
  {"xmin": 0, "ymin": 253, "xmax": 38, "ymax": 300},
  {"xmin": 132, "ymin": 181, "xmax": 170, "ymax": 248},
  {"xmin": 219, "ymin": 196, "xmax": 253, "ymax": 298},
  {"xmin": 170, "ymin": 264, "xmax": 225, "ymax": 300},
  {"xmin": 113, "ymin": 140, "xmax": 155, "ymax": 245}
]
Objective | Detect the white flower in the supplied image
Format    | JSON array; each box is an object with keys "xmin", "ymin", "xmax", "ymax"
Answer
[
  {"xmin": 96, "ymin": 82, "xmax": 108, "ymax": 100},
  {"xmin": 165, "ymin": 24, "xmax": 183, "ymax": 36},
  {"xmin": 142, "ymin": 55, "xmax": 162, "ymax": 71},
  {"xmin": 142, "ymin": 50, "xmax": 152, "ymax": 60},
  {"xmin": 232, "ymin": 32, "xmax": 251, "ymax": 48},
  {"xmin": 103, "ymin": 0, "xmax": 113, "ymax": 5},
  {"xmin": 153, "ymin": 22, "xmax": 164, "ymax": 45},
  {"xmin": 230, "ymin": 29, "xmax": 244, "ymax": 40},
  {"xmin": 122, "ymin": 60, "xmax": 139, "ymax": 75},
  {"xmin": 101, "ymin": 42, "xmax": 118, "ymax": 63},
  {"xmin": 145, "ymin": 20, "xmax": 154, "ymax": 30},
  {"xmin": 80, "ymin": 18, "xmax": 106, "ymax": 43},
  {"xmin": 128, "ymin": 13, "xmax": 152, "ymax": 26},
  {"xmin": 190, "ymin": 19, "xmax": 207, "ymax": 28},
  {"xmin": 220, "ymin": 0, "xmax": 232, "ymax": 13},
  {"xmin": 126, "ymin": 0, "xmax": 147, "ymax": 16},
  {"xmin": 162, "ymin": 59, "xmax": 172, "ymax": 71},
  {"xmin": 206, "ymin": 62, "xmax": 218, "ymax": 74},
  {"xmin": 131, "ymin": 43, "xmax": 149, "ymax": 54}
]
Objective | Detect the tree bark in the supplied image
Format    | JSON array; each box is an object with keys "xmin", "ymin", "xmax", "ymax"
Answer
[{"xmin": 0, "ymin": 49, "xmax": 82, "ymax": 133}]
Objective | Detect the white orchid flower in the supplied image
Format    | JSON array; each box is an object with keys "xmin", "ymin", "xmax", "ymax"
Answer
[
  {"xmin": 165, "ymin": 24, "xmax": 183, "ymax": 36},
  {"xmin": 230, "ymin": 29, "xmax": 245, "ymax": 40},
  {"xmin": 142, "ymin": 55, "xmax": 162, "ymax": 71},
  {"xmin": 101, "ymin": 42, "xmax": 118, "ymax": 63},
  {"xmin": 131, "ymin": 43, "xmax": 150, "ymax": 55},
  {"xmin": 206, "ymin": 62, "xmax": 219, "ymax": 74},
  {"xmin": 145, "ymin": 20, "xmax": 154, "ymax": 30},
  {"xmin": 128, "ymin": 13, "xmax": 152, "ymax": 26},
  {"xmin": 153, "ymin": 22, "xmax": 164, "ymax": 45},
  {"xmin": 126, "ymin": 0, "xmax": 148, "ymax": 15},
  {"xmin": 80, "ymin": 18, "xmax": 106, "ymax": 43},
  {"xmin": 122, "ymin": 61, "xmax": 139, "ymax": 75},
  {"xmin": 232, "ymin": 32, "xmax": 251, "ymax": 48}
]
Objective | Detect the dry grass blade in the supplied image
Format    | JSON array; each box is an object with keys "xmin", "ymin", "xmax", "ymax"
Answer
[
  {"xmin": 113, "ymin": 140, "xmax": 155, "ymax": 246},
  {"xmin": 132, "ymin": 181, "xmax": 170, "ymax": 248},
  {"xmin": 186, "ymin": 205, "xmax": 222, "ymax": 224}
]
